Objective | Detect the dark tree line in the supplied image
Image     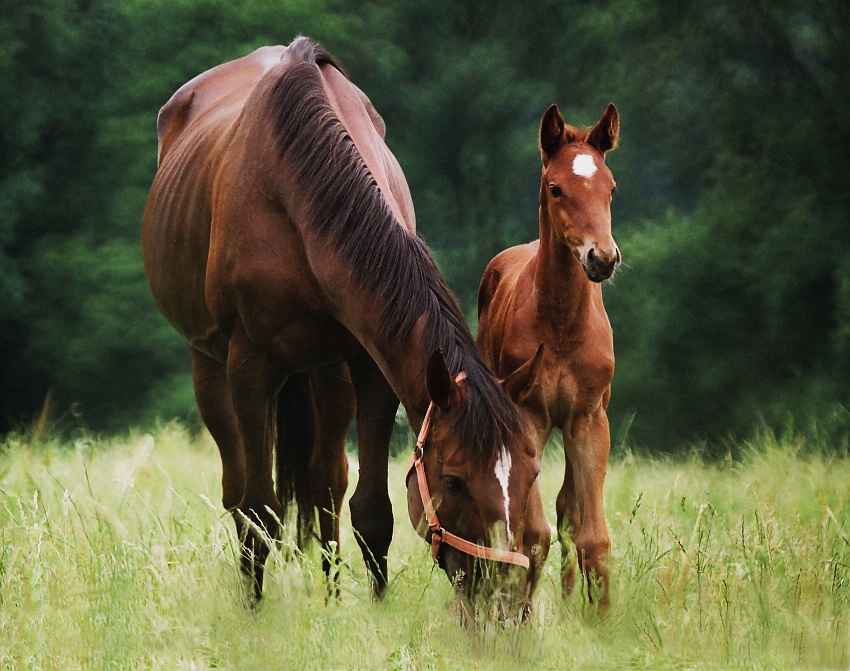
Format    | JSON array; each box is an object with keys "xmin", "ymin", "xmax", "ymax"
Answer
[{"xmin": 1, "ymin": 0, "xmax": 848, "ymax": 451}]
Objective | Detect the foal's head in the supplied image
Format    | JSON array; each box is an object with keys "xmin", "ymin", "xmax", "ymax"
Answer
[
  {"xmin": 539, "ymin": 103, "xmax": 621, "ymax": 282},
  {"xmin": 406, "ymin": 350, "xmax": 548, "ymax": 619}
]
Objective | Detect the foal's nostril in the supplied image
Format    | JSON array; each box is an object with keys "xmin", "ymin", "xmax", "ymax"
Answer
[{"xmin": 581, "ymin": 245, "xmax": 620, "ymax": 283}]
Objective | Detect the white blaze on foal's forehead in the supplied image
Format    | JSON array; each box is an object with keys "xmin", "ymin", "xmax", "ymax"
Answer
[
  {"xmin": 572, "ymin": 153, "xmax": 598, "ymax": 179},
  {"xmin": 494, "ymin": 446, "xmax": 512, "ymax": 541}
]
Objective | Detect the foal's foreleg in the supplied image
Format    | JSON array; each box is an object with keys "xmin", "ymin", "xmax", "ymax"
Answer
[
  {"xmin": 347, "ymin": 355, "xmax": 398, "ymax": 599},
  {"xmin": 561, "ymin": 408, "xmax": 612, "ymax": 606}
]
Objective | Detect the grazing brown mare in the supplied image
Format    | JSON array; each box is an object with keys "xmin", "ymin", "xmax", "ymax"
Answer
[
  {"xmin": 477, "ymin": 103, "xmax": 620, "ymax": 605},
  {"xmin": 142, "ymin": 37, "xmax": 549, "ymax": 612}
]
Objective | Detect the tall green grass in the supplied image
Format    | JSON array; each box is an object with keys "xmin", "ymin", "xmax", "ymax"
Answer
[{"xmin": 1, "ymin": 425, "xmax": 848, "ymax": 670}]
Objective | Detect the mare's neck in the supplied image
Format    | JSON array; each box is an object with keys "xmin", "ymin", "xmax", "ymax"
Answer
[{"xmin": 355, "ymin": 315, "xmax": 447, "ymax": 432}]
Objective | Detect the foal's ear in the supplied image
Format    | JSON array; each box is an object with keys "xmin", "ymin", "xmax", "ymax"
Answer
[
  {"xmin": 426, "ymin": 350, "xmax": 461, "ymax": 411},
  {"xmin": 587, "ymin": 103, "xmax": 620, "ymax": 155},
  {"xmin": 540, "ymin": 104, "xmax": 567, "ymax": 164},
  {"xmin": 501, "ymin": 344, "xmax": 545, "ymax": 405}
]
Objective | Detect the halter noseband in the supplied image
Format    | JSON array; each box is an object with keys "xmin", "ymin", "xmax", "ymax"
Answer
[{"xmin": 406, "ymin": 372, "xmax": 531, "ymax": 571}]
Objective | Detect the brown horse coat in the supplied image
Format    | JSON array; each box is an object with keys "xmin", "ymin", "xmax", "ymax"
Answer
[
  {"xmin": 143, "ymin": 38, "xmax": 548, "ymax": 607},
  {"xmin": 478, "ymin": 103, "xmax": 620, "ymax": 604}
]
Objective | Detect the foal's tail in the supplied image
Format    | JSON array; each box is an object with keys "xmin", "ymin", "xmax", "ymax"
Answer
[{"xmin": 276, "ymin": 373, "xmax": 318, "ymax": 550}]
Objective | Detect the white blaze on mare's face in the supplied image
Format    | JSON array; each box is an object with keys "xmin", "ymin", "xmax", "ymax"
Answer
[
  {"xmin": 494, "ymin": 446, "xmax": 512, "ymax": 543},
  {"xmin": 572, "ymin": 153, "xmax": 598, "ymax": 179}
]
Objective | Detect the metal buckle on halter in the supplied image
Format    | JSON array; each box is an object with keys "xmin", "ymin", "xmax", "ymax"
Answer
[{"xmin": 430, "ymin": 526, "xmax": 443, "ymax": 561}]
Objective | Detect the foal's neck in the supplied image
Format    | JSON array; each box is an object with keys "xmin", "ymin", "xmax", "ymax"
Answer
[{"xmin": 534, "ymin": 204, "xmax": 595, "ymax": 327}]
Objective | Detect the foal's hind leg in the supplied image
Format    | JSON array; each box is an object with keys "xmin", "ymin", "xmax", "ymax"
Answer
[
  {"xmin": 347, "ymin": 354, "xmax": 398, "ymax": 598},
  {"xmin": 308, "ymin": 364, "xmax": 355, "ymax": 594},
  {"xmin": 556, "ymin": 451, "xmax": 581, "ymax": 597}
]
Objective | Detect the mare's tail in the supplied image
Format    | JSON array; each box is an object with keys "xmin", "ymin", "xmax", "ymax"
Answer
[{"xmin": 276, "ymin": 373, "xmax": 317, "ymax": 550}]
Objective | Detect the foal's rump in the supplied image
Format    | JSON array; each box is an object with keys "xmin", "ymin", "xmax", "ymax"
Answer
[
  {"xmin": 476, "ymin": 241, "xmax": 539, "ymax": 367},
  {"xmin": 477, "ymin": 241, "xmax": 538, "ymax": 314}
]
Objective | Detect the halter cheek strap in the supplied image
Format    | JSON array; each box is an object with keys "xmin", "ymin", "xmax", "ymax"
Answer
[{"xmin": 405, "ymin": 373, "xmax": 531, "ymax": 571}]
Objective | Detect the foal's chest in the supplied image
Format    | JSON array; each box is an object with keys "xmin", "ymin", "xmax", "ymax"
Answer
[
  {"xmin": 501, "ymin": 303, "xmax": 615, "ymax": 427},
  {"xmin": 543, "ymin": 331, "xmax": 613, "ymax": 409}
]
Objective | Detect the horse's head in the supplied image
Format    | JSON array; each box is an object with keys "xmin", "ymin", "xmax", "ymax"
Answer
[
  {"xmin": 539, "ymin": 103, "xmax": 621, "ymax": 282},
  {"xmin": 406, "ymin": 349, "xmax": 549, "ymax": 620}
]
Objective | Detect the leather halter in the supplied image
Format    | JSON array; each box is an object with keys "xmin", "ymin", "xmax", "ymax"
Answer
[{"xmin": 406, "ymin": 372, "xmax": 531, "ymax": 571}]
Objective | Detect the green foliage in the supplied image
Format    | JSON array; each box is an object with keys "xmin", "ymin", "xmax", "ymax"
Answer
[
  {"xmin": 604, "ymin": 1, "xmax": 850, "ymax": 449},
  {"xmin": 0, "ymin": 0, "xmax": 847, "ymax": 449}
]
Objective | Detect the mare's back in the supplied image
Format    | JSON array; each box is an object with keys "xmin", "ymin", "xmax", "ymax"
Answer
[
  {"xmin": 143, "ymin": 47, "xmax": 287, "ymax": 350},
  {"xmin": 156, "ymin": 46, "xmax": 287, "ymax": 164}
]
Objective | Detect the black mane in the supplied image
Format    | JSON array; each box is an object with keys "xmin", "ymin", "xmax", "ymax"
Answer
[{"xmin": 267, "ymin": 37, "xmax": 522, "ymax": 456}]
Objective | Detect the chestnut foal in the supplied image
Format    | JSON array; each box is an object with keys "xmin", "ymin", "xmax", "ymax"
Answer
[{"xmin": 477, "ymin": 103, "xmax": 620, "ymax": 605}]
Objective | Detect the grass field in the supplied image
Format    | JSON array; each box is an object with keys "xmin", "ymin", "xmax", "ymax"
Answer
[{"xmin": 1, "ymin": 424, "xmax": 849, "ymax": 670}]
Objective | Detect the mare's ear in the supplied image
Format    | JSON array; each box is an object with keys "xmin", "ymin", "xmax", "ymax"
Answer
[
  {"xmin": 426, "ymin": 350, "xmax": 461, "ymax": 411},
  {"xmin": 501, "ymin": 344, "xmax": 545, "ymax": 405},
  {"xmin": 540, "ymin": 104, "xmax": 567, "ymax": 164},
  {"xmin": 587, "ymin": 103, "xmax": 620, "ymax": 155}
]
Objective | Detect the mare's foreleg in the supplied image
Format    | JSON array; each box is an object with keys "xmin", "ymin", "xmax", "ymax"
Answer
[{"xmin": 347, "ymin": 354, "xmax": 398, "ymax": 599}]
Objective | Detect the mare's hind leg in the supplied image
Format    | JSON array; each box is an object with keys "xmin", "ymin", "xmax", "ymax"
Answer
[
  {"xmin": 226, "ymin": 326, "xmax": 284, "ymax": 601},
  {"xmin": 347, "ymin": 354, "xmax": 398, "ymax": 598},
  {"xmin": 308, "ymin": 364, "xmax": 355, "ymax": 593},
  {"xmin": 560, "ymin": 407, "xmax": 612, "ymax": 606},
  {"xmin": 190, "ymin": 348, "xmax": 246, "ymax": 525}
]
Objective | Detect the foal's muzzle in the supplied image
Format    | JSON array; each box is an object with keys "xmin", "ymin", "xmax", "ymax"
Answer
[{"xmin": 582, "ymin": 245, "xmax": 621, "ymax": 282}]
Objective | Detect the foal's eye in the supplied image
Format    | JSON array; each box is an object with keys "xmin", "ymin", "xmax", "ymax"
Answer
[
  {"xmin": 443, "ymin": 474, "xmax": 467, "ymax": 495},
  {"xmin": 548, "ymin": 184, "xmax": 563, "ymax": 198}
]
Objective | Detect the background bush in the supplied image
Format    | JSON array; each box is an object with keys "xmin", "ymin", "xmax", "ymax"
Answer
[{"xmin": 1, "ymin": 0, "xmax": 847, "ymax": 451}]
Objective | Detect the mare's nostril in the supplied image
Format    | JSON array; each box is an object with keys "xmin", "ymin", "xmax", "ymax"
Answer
[
  {"xmin": 586, "ymin": 247, "xmax": 597, "ymax": 265},
  {"xmin": 615, "ymin": 247, "xmax": 622, "ymax": 266}
]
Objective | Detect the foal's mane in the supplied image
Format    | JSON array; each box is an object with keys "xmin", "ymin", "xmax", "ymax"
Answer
[{"xmin": 268, "ymin": 37, "xmax": 522, "ymax": 456}]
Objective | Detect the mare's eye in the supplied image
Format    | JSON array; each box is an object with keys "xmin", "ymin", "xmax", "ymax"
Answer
[
  {"xmin": 548, "ymin": 184, "xmax": 563, "ymax": 198},
  {"xmin": 443, "ymin": 474, "xmax": 467, "ymax": 495}
]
